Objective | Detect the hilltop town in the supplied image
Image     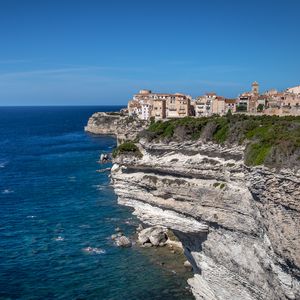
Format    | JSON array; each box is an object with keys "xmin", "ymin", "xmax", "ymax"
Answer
[{"xmin": 126, "ymin": 82, "xmax": 300, "ymax": 119}]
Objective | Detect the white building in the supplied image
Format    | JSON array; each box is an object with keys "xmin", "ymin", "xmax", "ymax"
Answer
[
  {"xmin": 193, "ymin": 93, "xmax": 216, "ymax": 116},
  {"xmin": 140, "ymin": 101, "xmax": 152, "ymax": 120},
  {"xmin": 286, "ymin": 85, "xmax": 300, "ymax": 94}
]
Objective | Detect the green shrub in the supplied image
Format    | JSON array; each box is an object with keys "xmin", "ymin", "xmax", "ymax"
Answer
[
  {"xmin": 245, "ymin": 143, "xmax": 272, "ymax": 166},
  {"xmin": 220, "ymin": 183, "xmax": 226, "ymax": 189},
  {"xmin": 143, "ymin": 115, "xmax": 300, "ymax": 167},
  {"xmin": 112, "ymin": 141, "xmax": 142, "ymax": 158}
]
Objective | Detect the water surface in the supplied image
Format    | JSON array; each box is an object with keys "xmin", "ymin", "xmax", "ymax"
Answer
[{"xmin": 0, "ymin": 106, "xmax": 192, "ymax": 299}]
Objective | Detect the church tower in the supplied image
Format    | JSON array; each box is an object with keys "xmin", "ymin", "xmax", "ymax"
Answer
[{"xmin": 252, "ymin": 81, "xmax": 259, "ymax": 95}]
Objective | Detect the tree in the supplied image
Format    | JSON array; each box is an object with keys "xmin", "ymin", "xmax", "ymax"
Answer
[{"xmin": 257, "ymin": 104, "xmax": 264, "ymax": 112}]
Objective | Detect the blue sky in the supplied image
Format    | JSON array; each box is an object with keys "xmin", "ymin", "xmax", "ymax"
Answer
[{"xmin": 0, "ymin": 0, "xmax": 299, "ymax": 106}]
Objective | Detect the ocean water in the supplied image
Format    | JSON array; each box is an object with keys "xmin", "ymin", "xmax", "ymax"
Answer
[{"xmin": 0, "ymin": 106, "xmax": 193, "ymax": 300}]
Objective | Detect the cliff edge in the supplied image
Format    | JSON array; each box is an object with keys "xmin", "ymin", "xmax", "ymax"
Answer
[
  {"xmin": 85, "ymin": 112, "xmax": 148, "ymax": 144},
  {"xmin": 111, "ymin": 140, "xmax": 300, "ymax": 300},
  {"xmin": 86, "ymin": 113, "xmax": 300, "ymax": 299}
]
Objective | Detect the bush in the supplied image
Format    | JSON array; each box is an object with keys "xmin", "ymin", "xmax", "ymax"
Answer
[
  {"xmin": 112, "ymin": 141, "xmax": 142, "ymax": 158},
  {"xmin": 142, "ymin": 115, "xmax": 300, "ymax": 168}
]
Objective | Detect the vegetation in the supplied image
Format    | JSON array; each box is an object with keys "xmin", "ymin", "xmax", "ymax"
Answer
[
  {"xmin": 140, "ymin": 115, "xmax": 300, "ymax": 168},
  {"xmin": 112, "ymin": 141, "xmax": 142, "ymax": 158},
  {"xmin": 236, "ymin": 105, "xmax": 247, "ymax": 112},
  {"xmin": 257, "ymin": 104, "xmax": 264, "ymax": 112},
  {"xmin": 213, "ymin": 182, "xmax": 226, "ymax": 189}
]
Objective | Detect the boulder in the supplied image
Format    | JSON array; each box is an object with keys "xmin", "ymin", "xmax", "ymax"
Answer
[
  {"xmin": 138, "ymin": 226, "xmax": 168, "ymax": 246},
  {"xmin": 111, "ymin": 234, "xmax": 117, "ymax": 240},
  {"xmin": 184, "ymin": 260, "xmax": 192, "ymax": 269},
  {"xmin": 115, "ymin": 235, "xmax": 132, "ymax": 247},
  {"xmin": 149, "ymin": 227, "xmax": 168, "ymax": 246}
]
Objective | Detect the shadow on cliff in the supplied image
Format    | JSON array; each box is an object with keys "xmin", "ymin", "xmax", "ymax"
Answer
[{"xmin": 173, "ymin": 230, "xmax": 208, "ymax": 275}]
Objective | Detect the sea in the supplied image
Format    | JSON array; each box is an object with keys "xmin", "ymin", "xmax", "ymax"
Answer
[{"xmin": 0, "ymin": 106, "xmax": 193, "ymax": 300}]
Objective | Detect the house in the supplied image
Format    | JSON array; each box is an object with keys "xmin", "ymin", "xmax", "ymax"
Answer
[
  {"xmin": 212, "ymin": 96, "xmax": 226, "ymax": 115},
  {"xmin": 193, "ymin": 93, "xmax": 217, "ymax": 116},
  {"xmin": 151, "ymin": 99, "xmax": 166, "ymax": 119},
  {"xmin": 128, "ymin": 99, "xmax": 142, "ymax": 117},
  {"xmin": 225, "ymin": 99, "xmax": 236, "ymax": 113},
  {"xmin": 128, "ymin": 90, "xmax": 191, "ymax": 120}
]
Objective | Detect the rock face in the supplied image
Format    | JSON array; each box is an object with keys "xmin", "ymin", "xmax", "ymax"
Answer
[
  {"xmin": 111, "ymin": 139, "xmax": 300, "ymax": 300},
  {"xmin": 85, "ymin": 112, "xmax": 148, "ymax": 144}
]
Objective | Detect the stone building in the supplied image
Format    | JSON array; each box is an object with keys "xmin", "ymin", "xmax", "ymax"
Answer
[
  {"xmin": 237, "ymin": 82, "xmax": 260, "ymax": 112},
  {"xmin": 128, "ymin": 90, "xmax": 191, "ymax": 120},
  {"xmin": 286, "ymin": 85, "xmax": 300, "ymax": 94},
  {"xmin": 212, "ymin": 96, "xmax": 226, "ymax": 115},
  {"xmin": 252, "ymin": 81, "xmax": 259, "ymax": 95},
  {"xmin": 193, "ymin": 93, "xmax": 217, "ymax": 116},
  {"xmin": 224, "ymin": 99, "xmax": 236, "ymax": 113},
  {"xmin": 151, "ymin": 99, "xmax": 166, "ymax": 119},
  {"xmin": 128, "ymin": 99, "xmax": 142, "ymax": 117}
]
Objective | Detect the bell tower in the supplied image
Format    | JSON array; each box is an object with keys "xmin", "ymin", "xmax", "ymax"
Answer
[{"xmin": 252, "ymin": 81, "xmax": 259, "ymax": 95}]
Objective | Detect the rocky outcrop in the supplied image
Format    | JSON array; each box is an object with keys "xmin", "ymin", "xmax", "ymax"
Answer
[
  {"xmin": 138, "ymin": 226, "xmax": 168, "ymax": 247},
  {"xmin": 85, "ymin": 112, "xmax": 148, "ymax": 144},
  {"xmin": 115, "ymin": 235, "xmax": 132, "ymax": 247},
  {"xmin": 111, "ymin": 139, "xmax": 300, "ymax": 300}
]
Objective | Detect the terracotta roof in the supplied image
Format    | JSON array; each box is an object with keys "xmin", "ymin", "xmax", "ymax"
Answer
[{"xmin": 225, "ymin": 99, "xmax": 236, "ymax": 104}]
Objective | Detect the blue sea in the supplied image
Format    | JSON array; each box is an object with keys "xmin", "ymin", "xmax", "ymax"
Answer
[{"xmin": 0, "ymin": 106, "xmax": 192, "ymax": 300}]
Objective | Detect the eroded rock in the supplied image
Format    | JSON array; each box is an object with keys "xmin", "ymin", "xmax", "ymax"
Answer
[
  {"xmin": 111, "ymin": 140, "xmax": 300, "ymax": 300},
  {"xmin": 138, "ymin": 226, "xmax": 168, "ymax": 247},
  {"xmin": 115, "ymin": 235, "xmax": 132, "ymax": 247}
]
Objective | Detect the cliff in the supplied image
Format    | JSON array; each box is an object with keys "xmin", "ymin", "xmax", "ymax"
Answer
[
  {"xmin": 85, "ymin": 113, "xmax": 300, "ymax": 299},
  {"xmin": 84, "ymin": 112, "xmax": 148, "ymax": 144},
  {"xmin": 111, "ymin": 140, "xmax": 300, "ymax": 300}
]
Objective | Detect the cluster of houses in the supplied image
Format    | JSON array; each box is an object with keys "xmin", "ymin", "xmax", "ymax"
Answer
[{"xmin": 127, "ymin": 82, "xmax": 300, "ymax": 120}]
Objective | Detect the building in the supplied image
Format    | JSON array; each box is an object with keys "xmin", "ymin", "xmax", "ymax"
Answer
[
  {"xmin": 286, "ymin": 85, "xmax": 300, "ymax": 94},
  {"xmin": 193, "ymin": 96, "xmax": 207, "ymax": 117},
  {"xmin": 193, "ymin": 93, "xmax": 217, "ymax": 117},
  {"xmin": 151, "ymin": 99, "xmax": 166, "ymax": 119},
  {"xmin": 252, "ymin": 81, "xmax": 259, "ymax": 95},
  {"xmin": 171, "ymin": 93, "xmax": 191, "ymax": 118},
  {"xmin": 212, "ymin": 96, "xmax": 226, "ymax": 115},
  {"xmin": 225, "ymin": 99, "xmax": 236, "ymax": 113},
  {"xmin": 257, "ymin": 95, "xmax": 268, "ymax": 111},
  {"xmin": 128, "ymin": 90, "xmax": 191, "ymax": 120},
  {"xmin": 128, "ymin": 99, "xmax": 142, "ymax": 117},
  {"xmin": 140, "ymin": 101, "xmax": 152, "ymax": 120},
  {"xmin": 236, "ymin": 82, "xmax": 260, "ymax": 112}
]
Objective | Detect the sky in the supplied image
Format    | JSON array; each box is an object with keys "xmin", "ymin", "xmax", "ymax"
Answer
[{"xmin": 0, "ymin": 0, "xmax": 299, "ymax": 106}]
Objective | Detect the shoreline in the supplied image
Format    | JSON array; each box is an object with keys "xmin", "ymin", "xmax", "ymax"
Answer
[{"xmin": 88, "ymin": 111, "xmax": 300, "ymax": 300}]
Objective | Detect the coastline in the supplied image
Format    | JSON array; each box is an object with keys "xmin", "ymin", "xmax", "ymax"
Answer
[{"xmin": 86, "ymin": 111, "xmax": 300, "ymax": 300}]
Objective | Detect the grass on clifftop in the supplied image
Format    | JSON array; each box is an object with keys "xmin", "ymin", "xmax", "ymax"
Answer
[
  {"xmin": 112, "ymin": 141, "xmax": 142, "ymax": 158},
  {"xmin": 140, "ymin": 114, "xmax": 300, "ymax": 168}
]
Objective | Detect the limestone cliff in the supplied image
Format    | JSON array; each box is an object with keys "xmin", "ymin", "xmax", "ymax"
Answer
[
  {"xmin": 111, "ymin": 140, "xmax": 300, "ymax": 300},
  {"xmin": 85, "ymin": 112, "xmax": 148, "ymax": 144}
]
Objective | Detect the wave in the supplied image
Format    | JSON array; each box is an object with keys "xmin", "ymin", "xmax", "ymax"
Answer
[
  {"xmin": 2, "ymin": 189, "xmax": 14, "ymax": 194},
  {"xmin": 0, "ymin": 161, "xmax": 8, "ymax": 168},
  {"xmin": 82, "ymin": 247, "xmax": 106, "ymax": 255},
  {"xmin": 92, "ymin": 184, "xmax": 108, "ymax": 191}
]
